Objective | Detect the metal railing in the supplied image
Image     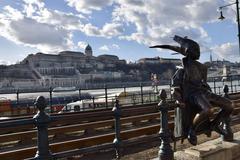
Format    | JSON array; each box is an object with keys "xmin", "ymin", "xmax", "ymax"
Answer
[
  {"xmin": 1, "ymin": 84, "xmax": 239, "ymax": 160},
  {"xmin": 0, "ymin": 84, "xmax": 165, "ymax": 116},
  {"xmin": 2, "ymin": 74, "xmax": 240, "ymax": 116},
  {"xmin": 0, "ymin": 95, "xmax": 159, "ymax": 159},
  {"xmin": 0, "ymin": 83, "xmax": 240, "ymax": 159}
]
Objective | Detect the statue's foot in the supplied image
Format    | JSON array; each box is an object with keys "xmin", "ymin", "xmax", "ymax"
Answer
[
  {"xmin": 212, "ymin": 124, "xmax": 228, "ymax": 136},
  {"xmin": 204, "ymin": 130, "xmax": 212, "ymax": 137},
  {"xmin": 188, "ymin": 129, "xmax": 197, "ymax": 146}
]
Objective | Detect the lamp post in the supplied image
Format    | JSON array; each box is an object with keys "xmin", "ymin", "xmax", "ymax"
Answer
[{"xmin": 219, "ymin": 0, "xmax": 240, "ymax": 56}]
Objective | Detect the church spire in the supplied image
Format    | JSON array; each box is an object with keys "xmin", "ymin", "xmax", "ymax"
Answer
[{"xmin": 210, "ymin": 53, "xmax": 213, "ymax": 63}]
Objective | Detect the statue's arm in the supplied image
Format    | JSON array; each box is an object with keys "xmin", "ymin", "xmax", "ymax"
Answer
[
  {"xmin": 172, "ymin": 88, "xmax": 185, "ymax": 108},
  {"xmin": 200, "ymin": 63, "xmax": 212, "ymax": 91}
]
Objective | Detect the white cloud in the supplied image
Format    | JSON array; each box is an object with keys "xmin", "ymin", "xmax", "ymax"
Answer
[
  {"xmin": 0, "ymin": 2, "xmax": 76, "ymax": 53},
  {"xmin": 65, "ymin": 0, "xmax": 114, "ymax": 14},
  {"xmin": 77, "ymin": 41, "xmax": 88, "ymax": 49},
  {"xmin": 22, "ymin": 0, "xmax": 45, "ymax": 8},
  {"xmin": 120, "ymin": 32, "xmax": 151, "ymax": 46},
  {"xmin": 63, "ymin": 0, "xmax": 220, "ymax": 46},
  {"xmin": 99, "ymin": 44, "xmax": 120, "ymax": 51},
  {"xmin": 21, "ymin": 0, "xmax": 86, "ymax": 31},
  {"xmin": 82, "ymin": 23, "xmax": 101, "ymax": 36},
  {"xmin": 0, "ymin": 60, "xmax": 12, "ymax": 65},
  {"xmin": 112, "ymin": 44, "xmax": 120, "ymax": 49},
  {"xmin": 3, "ymin": 6, "xmax": 24, "ymax": 20},
  {"xmin": 113, "ymin": 0, "xmax": 218, "ymax": 47},
  {"xmin": 212, "ymin": 43, "xmax": 240, "ymax": 62},
  {"xmin": 99, "ymin": 45, "xmax": 109, "ymax": 51},
  {"xmin": 38, "ymin": 9, "xmax": 85, "ymax": 30},
  {"xmin": 0, "ymin": 0, "xmax": 237, "ymax": 62},
  {"xmin": 22, "ymin": 0, "xmax": 45, "ymax": 17},
  {"xmin": 102, "ymin": 23, "xmax": 123, "ymax": 38},
  {"xmin": 80, "ymin": 22, "xmax": 123, "ymax": 38},
  {"xmin": 0, "ymin": 16, "xmax": 73, "ymax": 53}
]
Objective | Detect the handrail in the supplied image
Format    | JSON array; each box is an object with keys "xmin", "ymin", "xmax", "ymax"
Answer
[
  {"xmin": 0, "ymin": 103, "xmax": 158, "ymax": 134},
  {"xmin": 0, "ymin": 113, "xmax": 160, "ymax": 144}
]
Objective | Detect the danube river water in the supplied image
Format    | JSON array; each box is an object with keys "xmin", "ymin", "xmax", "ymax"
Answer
[
  {"xmin": 0, "ymin": 80, "xmax": 239, "ymax": 101},
  {"xmin": 0, "ymin": 85, "xmax": 170, "ymax": 101}
]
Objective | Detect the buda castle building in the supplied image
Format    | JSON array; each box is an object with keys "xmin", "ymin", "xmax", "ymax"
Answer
[{"xmin": 1, "ymin": 44, "xmax": 126, "ymax": 89}]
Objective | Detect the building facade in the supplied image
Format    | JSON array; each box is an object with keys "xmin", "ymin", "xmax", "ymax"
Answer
[
  {"xmin": 138, "ymin": 56, "xmax": 181, "ymax": 66},
  {"xmin": 15, "ymin": 44, "xmax": 126, "ymax": 88}
]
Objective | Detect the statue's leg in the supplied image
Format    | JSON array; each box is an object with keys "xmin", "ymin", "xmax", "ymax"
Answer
[
  {"xmin": 188, "ymin": 94, "xmax": 211, "ymax": 145},
  {"xmin": 208, "ymin": 93, "xmax": 233, "ymax": 137},
  {"xmin": 208, "ymin": 93, "xmax": 233, "ymax": 121},
  {"xmin": 192, "ymin": 94, "xmax": 212, "ymax": 131}
]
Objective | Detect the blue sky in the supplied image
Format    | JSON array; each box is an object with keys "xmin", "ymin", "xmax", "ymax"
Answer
[{"xmin": 0, "ymin": 0, "xmax": 239, "ymax": 65}]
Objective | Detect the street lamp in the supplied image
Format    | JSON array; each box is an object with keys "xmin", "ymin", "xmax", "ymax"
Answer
[
  {"xmin": 218, "ymin": 10, "xmax": 225, "ymax": 20},
  {"xmin": 218, "ymin": 0, "xmax": 240, "ymax": 56}
]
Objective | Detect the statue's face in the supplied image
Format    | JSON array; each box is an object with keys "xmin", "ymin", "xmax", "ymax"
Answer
[
  {"xmin": 186, "ymin": 44, "xmax": 200, "ymax": 60},
  {"xmin": 175, "ymin": 37, "xmax": 200, "ymax": 60}
]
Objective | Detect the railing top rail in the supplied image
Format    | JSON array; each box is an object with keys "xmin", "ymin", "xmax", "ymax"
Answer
[{"xmin": 0, "ymin": 118, "xmax": 34, "ymax": 128}]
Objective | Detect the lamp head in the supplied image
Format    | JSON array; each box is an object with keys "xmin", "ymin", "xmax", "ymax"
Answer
[{"xmin": 218, "ymin": 10, "xmax": 225, "ymax": 20}]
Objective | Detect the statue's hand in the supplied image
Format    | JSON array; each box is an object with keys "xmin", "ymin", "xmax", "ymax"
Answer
[
  {"xmin": 202, "ymin": 82, "xmax": 212, "ymax": 92},
  {"xmin": 175, "ymin": 100, "xmax": 185, "ymax": 108},
  {"xmin": 149, "ymin": 45, "xmax": 171, "ymax": 49}
]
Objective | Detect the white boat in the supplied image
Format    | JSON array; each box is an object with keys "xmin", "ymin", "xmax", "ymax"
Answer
[{"xmin": 58, "ymin": 90, "xmax": 158, "ymax": 113}]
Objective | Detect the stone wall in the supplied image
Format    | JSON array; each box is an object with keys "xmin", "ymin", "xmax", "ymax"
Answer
[{"xmin": 175, "ymin": 131, "xmax": 240, "ymax": 160}]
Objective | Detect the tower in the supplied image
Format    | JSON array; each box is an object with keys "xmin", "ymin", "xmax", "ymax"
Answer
[
  {"xmin": 85, "ymin": 44, "xmax": 93, "ymax": 56},
  {"xmin": 210, "ymin": 53, "xmax": 213, "ymax": 63}
]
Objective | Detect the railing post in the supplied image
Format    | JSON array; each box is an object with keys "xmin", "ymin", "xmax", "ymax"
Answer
[
  {"xmin": 92, "ymin": 97, "xmax": 95, "ymax": 109},
  {"xmin": 33, "ymin": 96, "xmax": 52, "ymax": 160},
  {"xmin": 169, "ymin": 80, "xmax": 172, "ymax": 100},
  {"xmin": 213, "ymin": 78, "xmax": 216, "ymax": 94},
  {"xmin": 49, "ymin": 87, "xmax": 53, "ymax": 113},
  {"xmin": 112, "ymin": 99, "xmax": 121, "ymax": 159},
  {"xmin": 16, "ymin": 89, "xmax": 20, "ymax": 115},
  {"xmin": 123, "ymin": 86, "xmax": 126, "ymax": 97},
  {"xmin": 78, "ymin": 88, "xmax": 81, "ymax": 100},
  {"xmin": 222, "ymin": 85, "xmax": 233, "ymax": 141},
  {"xmin": 105, "ymin": 85, "xmax": 108, "ymax": 109},
  {"xmin": 132, "ymin": 94, "xmax": 136, "ymax": 105},
  {"xmin": 158, "ymin": 89, "xmax": 173, "ymax": 160},
  {"xmin": 238, "ymin": 75, "xmax": 240, "ymax": 86},
  {"xmin": 149, "ymin": 92, "xmax": 152, "ymax": 103},
  {"xmin": 230, "ymin": 76, "xmax": 233, "ymax": 93},
  {"xmin": 16, "ymin": 89, "xmax": 19, "ymax": 107},
  {"xmin": 140, "ymin": 84, "xmax": 143, "ymax": 104}
]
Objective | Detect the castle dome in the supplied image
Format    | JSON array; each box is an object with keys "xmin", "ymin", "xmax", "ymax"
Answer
[
  {"xmin": 85, "ymin": 44, "xmax": 93, "ymax": 56},
  {"xmin": 85, "ymin": 44, "xmax": 92, "ymax": 51}
]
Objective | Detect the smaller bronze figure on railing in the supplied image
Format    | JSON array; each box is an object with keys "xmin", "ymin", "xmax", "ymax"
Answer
[{"xmin": 150, "ymin": 35, "xmax": 233, "ymax": 145}]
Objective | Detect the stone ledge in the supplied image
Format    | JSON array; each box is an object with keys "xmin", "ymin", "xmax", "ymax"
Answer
[{"xmin": 174, "ymin": 131, "xmax": 240, "ymax": 160}]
